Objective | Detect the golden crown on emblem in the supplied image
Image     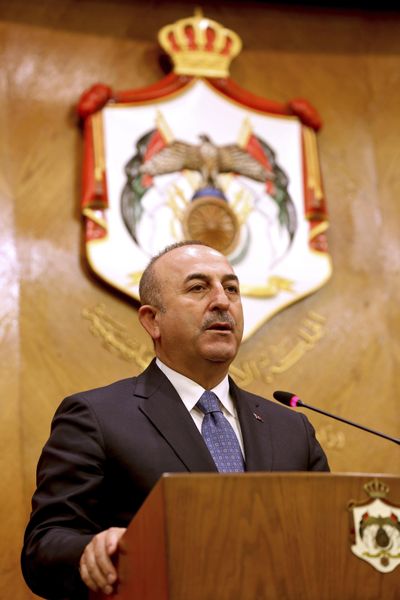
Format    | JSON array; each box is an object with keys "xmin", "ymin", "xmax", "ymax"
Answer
[
  {"xmin": 158, "ymin": 8, "xmax": 242, "ymax": 78},
  {"xmin": 364, "ymin": 478, "xmax": 390, "ymax": 499}
]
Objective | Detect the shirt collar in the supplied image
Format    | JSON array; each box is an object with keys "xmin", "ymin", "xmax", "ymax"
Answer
[{"xmin": 156, "ymin": 358, "xmax": 234, "ymax": 416}]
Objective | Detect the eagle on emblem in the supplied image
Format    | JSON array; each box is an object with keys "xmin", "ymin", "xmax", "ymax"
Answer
[
  {"xmin": 139, "ymin": 133, "xmax": 275, "ymax": 188},
  {"xmin": 121, "ymin": 123, "xmax": 297, "ymax": 254}
]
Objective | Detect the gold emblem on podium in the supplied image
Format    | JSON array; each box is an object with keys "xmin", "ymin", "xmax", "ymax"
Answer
[{"xmin": 348, "ymin": 479, "xmax": 400, "ymax": 573}]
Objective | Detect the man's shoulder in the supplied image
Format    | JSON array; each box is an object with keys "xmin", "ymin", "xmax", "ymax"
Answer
[
  {"xmin": 72, "ymin": 376, "xmax": 137, "ymax": 400},
  {"xmin": 63, "ymin": 359, "xmax": 159, "ymax": 404},
  {"xmin": 53, "ymin": 377, "xmax": 138, "ymax": 423}
]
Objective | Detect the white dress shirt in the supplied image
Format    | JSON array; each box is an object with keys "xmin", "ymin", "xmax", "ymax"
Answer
[{"xmin": 156, "ymin": 358, "xmax": 245, "ymax": 456}]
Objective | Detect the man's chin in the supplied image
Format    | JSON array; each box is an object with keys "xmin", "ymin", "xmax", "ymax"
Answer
[{"xmin": 199, "ymin": 338, "xmax": 239, "ymax": 363}]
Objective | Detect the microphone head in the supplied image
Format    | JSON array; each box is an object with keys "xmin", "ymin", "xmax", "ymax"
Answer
[{"xmin": 273, "ymin": 391, "xmax": 301, "ymax": 407}]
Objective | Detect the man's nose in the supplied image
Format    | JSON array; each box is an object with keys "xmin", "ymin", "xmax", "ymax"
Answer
[{"xmin": 209, "ymin": 285, "xmax": 230, "ymax": 310}]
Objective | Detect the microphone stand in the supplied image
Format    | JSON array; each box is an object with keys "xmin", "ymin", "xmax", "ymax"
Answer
[{"xmin": 296, "ymin": 399, "xmax": 400, "ymax": 446}]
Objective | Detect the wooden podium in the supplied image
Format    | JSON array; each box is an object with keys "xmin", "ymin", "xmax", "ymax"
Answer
[{"xmin": 93, "ymin": 472, "xmax": 400, "ymax": 600}]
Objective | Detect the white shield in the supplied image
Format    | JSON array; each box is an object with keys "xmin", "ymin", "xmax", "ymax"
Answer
[{"xmin": 350, "ymin": 498, "xmax": 400, "ymax": 573}]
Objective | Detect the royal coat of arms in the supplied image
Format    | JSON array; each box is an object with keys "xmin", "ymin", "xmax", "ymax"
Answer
[
  {"xmin": 348, "ymin": 479, "xmax": 400, "ymax": 573},
  {"xmin": 78, "ymin": 10, "xmax": 331, "ymax": 340}
]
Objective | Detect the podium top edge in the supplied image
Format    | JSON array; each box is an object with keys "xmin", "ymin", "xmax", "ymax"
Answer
[{"xmin": 160, "ymin": 471, "xmax": 399, "ymax": 480}]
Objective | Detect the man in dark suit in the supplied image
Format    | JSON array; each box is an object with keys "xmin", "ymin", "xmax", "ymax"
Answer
[{"xmin": 22, "ymin": 241, "xmax": 329, "ymax": 599}]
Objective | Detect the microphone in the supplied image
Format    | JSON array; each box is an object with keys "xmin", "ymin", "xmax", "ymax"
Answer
[{"xmin": 273, "ymin": 390, "xmax": 400, "ymax": 446}]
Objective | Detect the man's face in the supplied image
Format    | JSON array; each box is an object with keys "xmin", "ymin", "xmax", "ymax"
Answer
[{"xmin": 146, "ymin": 245, "xmax": 244, "ymax": 377}]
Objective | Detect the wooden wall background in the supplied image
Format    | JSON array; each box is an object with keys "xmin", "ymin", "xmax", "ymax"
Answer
[{"xmin": 0, "ymin": 1, "xmax": 399, "ymax": 597}]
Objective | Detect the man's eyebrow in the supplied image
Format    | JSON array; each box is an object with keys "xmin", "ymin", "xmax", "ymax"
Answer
[
  {"xmin": 184, "ymin": 273, "xmax": 240, "ymax": 284},
  {"xmin": 184, "ymin": 273, "xmax": 210, "ymax": 284},
  {"xmin": 221, "ymin": 274, "xmax": 240, "ymax": 284}
]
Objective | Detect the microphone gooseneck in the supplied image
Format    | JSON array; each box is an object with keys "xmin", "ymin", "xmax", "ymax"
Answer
[{"xmin": 273, "ymin": 390, "xmax": 400, "ymax": 446}]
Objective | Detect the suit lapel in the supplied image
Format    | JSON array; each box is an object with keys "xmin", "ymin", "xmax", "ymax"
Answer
[
  {"xmin": 133, "ymin": 360, "xmax": 217, "ymax": 473},
  {"xmin": 230, "ymin": 379, "xmax": 273, "ymax": 471}
]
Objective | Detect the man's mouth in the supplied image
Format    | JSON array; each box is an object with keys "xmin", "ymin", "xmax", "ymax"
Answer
[
  {"xmin": 207, "ymin": 322, "xmax": 232, "ymax": 331},
  {"xmin": 202, "ymin": 311, "xmax": 235, "ymax": 332}
]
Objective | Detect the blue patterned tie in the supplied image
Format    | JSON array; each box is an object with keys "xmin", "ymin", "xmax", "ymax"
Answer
[{"xmin": 197, "ymin": 390, "xmax": 245, "ymax": 472}]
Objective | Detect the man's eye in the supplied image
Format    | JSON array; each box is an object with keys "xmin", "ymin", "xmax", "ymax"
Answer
[
  {"xmin": 225, "ymin": 285, "xmax": 239, "ymax": 294},
  {"xmin": 189, "ymin": 284, "xmax": 206, "ymax": 292}
]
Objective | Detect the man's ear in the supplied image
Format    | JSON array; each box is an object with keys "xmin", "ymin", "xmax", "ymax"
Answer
[{"xmin": 138, "ymin": 305, "xmax": 161, "ymax": 340}]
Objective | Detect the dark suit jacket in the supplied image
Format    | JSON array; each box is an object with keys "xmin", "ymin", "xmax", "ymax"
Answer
[{"xmin": 21, "ymin": 359, "xmax": 329, "ymax": 599}]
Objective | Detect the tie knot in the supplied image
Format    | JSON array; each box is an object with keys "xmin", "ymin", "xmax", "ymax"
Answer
[{"xmin": 197, "ymin": 390, "xmax": 221, "ymax": 415}]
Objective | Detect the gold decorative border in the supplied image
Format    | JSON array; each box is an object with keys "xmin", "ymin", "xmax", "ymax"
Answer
[
  {"xmin": 82, "ymin": 304, "xmax": 153, "ymax": 369},
  {"xmin": 230, "ymin": 310, "xmax": 326, "ymax": 386}
]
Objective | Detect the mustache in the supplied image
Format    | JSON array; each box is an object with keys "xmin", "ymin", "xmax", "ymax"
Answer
[{"xmin": 202, "ymin": 311, "xmax": 236, "ymax": 331}]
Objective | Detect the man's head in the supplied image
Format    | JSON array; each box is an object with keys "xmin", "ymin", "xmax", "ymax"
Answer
[
  {"xmin": 138, "ymin": 241, "xmax": 244, "ymax": 388},
  {"xmin": 139, "ymin": 241, "xmax": 201, "ymax": 310}
]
